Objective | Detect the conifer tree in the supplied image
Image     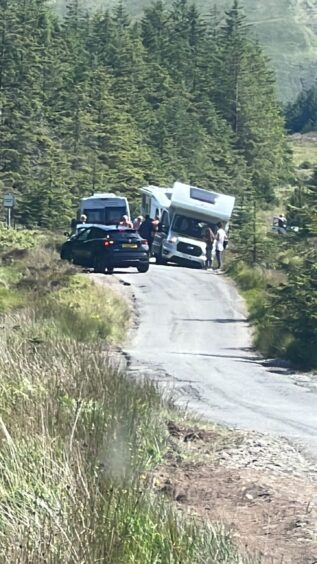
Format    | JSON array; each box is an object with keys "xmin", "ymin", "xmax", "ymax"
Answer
[
  {"xmin": 285, "ymin": 86, "xmax": 317, "ymax": 133},
  {"xmin": 215, "ymin": 0, "xmax": 290, "ymax": 201}
]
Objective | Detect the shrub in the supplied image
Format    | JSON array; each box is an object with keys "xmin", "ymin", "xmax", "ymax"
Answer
[
  {"xmin": 299, "ymin": 160, "xmax": 312, "ymax": 169},
  {"xmin": 0, "ymin": 227, "xmax": 43, "ymax": 253}
]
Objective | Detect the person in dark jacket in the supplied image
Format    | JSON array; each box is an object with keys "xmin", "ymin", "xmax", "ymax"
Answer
[{"xmin": 138, "ymin": 215, "xmax": 154, "ymax": 250}]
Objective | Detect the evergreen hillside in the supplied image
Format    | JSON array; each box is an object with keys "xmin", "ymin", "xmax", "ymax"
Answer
[
  {"xmin": 55, "ymin": 0, "xmax": 317, "ymax": 102},
  {"xmin": 0, "ymin": 0, "xmax": 290, "ymax": 227}
]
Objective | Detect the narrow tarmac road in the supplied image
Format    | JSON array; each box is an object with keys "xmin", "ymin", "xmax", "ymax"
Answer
[{"xmin": 110, "ymin": 264, "xmax": 317, "ymax": 456}]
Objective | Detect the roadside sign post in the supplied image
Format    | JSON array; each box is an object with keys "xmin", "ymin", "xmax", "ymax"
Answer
[{"xmin": 3, "ymin": 192, "xmax": 16, "ymax": 228}]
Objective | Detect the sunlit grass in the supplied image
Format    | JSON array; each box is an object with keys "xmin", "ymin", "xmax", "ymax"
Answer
[
  {"xmin": 290, "ymin": 137, "xmax": 317, "ymax": 169},
  {"xmin": 0, "ymin": 241, "xmax": 248, "ymax": 562},
  {"xmin": 0, "ymin": 308, "xmax": 246, "ymax": 563}
]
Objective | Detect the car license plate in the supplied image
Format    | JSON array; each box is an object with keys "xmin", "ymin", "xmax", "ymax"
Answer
[{"xmin": 122, "ymin": 243, "xmax": 138, "ymax": 249}]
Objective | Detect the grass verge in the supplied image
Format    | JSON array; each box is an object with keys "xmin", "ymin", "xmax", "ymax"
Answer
[
  {"xmin": 0, "ymin": 236, "xmax": 248, "ymax": 562},
  {"xmin": 227, "ymin": 259, "xmax": 285, "ymax": 359},
  {"xmin": 227, "ymin": 250, "xmax": 317, "ymax": 369}
]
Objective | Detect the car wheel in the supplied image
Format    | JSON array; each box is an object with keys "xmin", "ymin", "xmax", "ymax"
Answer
[
  {"xmin": 156, "ymin": 252, "xmax": 167, "ymax": 265},
  {"xmin": 107, "ymin": 267, "xmax": 114, "ymax": 274},
  {"xmin": 94, "ymin": 256, "xmax": 106, "ymax": 274},
  {"xmin": 137, "ymin": 263, "xmax": 149, "ymax": 273},
  {"xmin": 73, "ymin": 257, "xmax": 81, "ymax": 266},
  {"xmin": 155, "ymin": 244, "xmax": 167, "ymax": 265}
]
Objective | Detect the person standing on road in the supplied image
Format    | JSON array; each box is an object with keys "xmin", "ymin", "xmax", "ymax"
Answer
[
  {"xmin": 203, "ymin": 226, "xmax": 215, "ymax": 270},
  {"xmin": 151, "ymin": 214, "xmax": 160, "ymax": 241},
  {"xmin": 215, "ymin": 222, "xmax": 228, "ymax": 271},
  {"xmin": 138, "ymin": 215, "xmax": 154, "ymax": 250}
]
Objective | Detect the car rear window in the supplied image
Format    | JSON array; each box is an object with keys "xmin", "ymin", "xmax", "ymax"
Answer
[{"xmin": 106, "ymin": 230, "xmax": 140, "ymax": 241}]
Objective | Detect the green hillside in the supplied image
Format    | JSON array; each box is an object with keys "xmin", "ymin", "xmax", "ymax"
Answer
[{"xmin": 54, "ymin": 0, "xmax": 317, "ymax": 101}]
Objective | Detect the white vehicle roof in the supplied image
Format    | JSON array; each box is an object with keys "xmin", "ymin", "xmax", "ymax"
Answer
[
  {"xmin": 81, "ymin": 192, "xmax": 122, "ymax": 200},
  {"xmin": 140, "ymin": 185, "xmax": 172, "ymax": 209},
  {"xmin": 171, "ymin": 182, "xmax": 235, "ymax": 222},
  {"xmin": 80, "ymin": 193, "xmax": 128, "ymax": 209}
]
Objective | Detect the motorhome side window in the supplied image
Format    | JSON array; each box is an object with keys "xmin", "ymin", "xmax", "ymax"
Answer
[{"xmin": 142, "ymin": 194, "xmax": 151, "ymax": 215}]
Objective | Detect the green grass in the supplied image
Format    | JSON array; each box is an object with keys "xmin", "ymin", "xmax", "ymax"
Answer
[
  {"xmin": 0, "ymin": 228, "xmax": 47, "ymax": 313},
  {"xmin": 290, "ymin": 137, "xmax": 317, "ymax": 170},
  {"xmin": 0, "ymin": 316, "xmax": 246, "ymax": 562},
  {"xmin": 0, "ymin": 239, "xmax": 248, "ymax": 562},
  {"xmin": 0, "ymin": 287, "xmax": 25, "ymax": 313},
  {"xmin": 227, "ymin": 258, "xmax": 288, "ymax": 360},
  {"xmin": 0, "ymin": 241, "xmax": 129, "ymax": 343},
  {"xmin": 228, "ymin": 241, "xmax": 317, "ymax": 369},
  {"xmin": 52, "ymin": 274, "xmax": 129, "ymax": 343},
  {"xmin": 0, "ymin": 226, "xmax": 44, "ymax": 252}
]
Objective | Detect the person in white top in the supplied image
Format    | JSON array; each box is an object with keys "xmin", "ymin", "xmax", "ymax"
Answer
[
  {"xmin": 215, "ymin": 222, "xmax": 228, "ymax": 270},
  {"xmin": 120, "ymin": 215, "xmax": 133, "ymax": 228},
  {"xmin": 133, "ymin": 215, "xmax": 144, "ymax": 230}
]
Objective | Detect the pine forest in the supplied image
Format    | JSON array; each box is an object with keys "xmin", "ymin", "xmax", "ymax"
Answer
[{"xmin": 0, "ymin": 0, "xmax": 290, "ymax": 226}]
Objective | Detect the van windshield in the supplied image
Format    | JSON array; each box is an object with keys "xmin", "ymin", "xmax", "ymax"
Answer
[
  {"xmin": 84, "ymin": 206, "xmax": 127, "ymax": 225},
  {"xmin": 172, "ymin": 214, "xmax": 206, "ymax": 239}
]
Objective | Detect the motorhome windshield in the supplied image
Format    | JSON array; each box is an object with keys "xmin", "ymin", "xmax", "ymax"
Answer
[
  {"xmin": 83, "ymin": 206, "xmax": 126, "ymax": 225},
  {"xmin": 172, "ymin": 214, "xmax": 209, "ymax": 239}
]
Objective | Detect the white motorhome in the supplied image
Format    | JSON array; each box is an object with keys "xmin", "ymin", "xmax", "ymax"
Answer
[
  {"xmin": 79, "ymin": 193, "xmax": 130, "ymax": 225},
  {"xmin": 140, "ymin": 185, "xmax": 172, "ymax": 219},
  {"xmin": 148, "ymin": 182, "xmax": 235, "ymax": 267}
]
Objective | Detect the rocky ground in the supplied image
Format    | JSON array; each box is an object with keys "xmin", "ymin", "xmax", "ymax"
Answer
[{"xmin": 154, "ymin": 420, "xmax": 317, "ymax": 564}]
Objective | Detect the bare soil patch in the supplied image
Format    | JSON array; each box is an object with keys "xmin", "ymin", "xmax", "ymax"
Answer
[{"xmin": 154, "ymin": 421, "xmax": 317, "ymax": 564}]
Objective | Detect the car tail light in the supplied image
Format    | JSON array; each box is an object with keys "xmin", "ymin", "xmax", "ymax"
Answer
[{"xmin": 104, "ymin": 240, "xmax": 114, "ymax": 247}]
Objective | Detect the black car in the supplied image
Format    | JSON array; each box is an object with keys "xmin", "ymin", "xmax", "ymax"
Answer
[{"xmin": 60, "ymin": 224, "xmax": 150, "ymax": 274}]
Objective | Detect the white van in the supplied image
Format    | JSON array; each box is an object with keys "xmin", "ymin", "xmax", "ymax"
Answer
[
  {"xmin": 140, "ymin": 185, "xmax": 172, "ymax": 220},
  {"xmin": 79, "ymin": 193, "xmax": 130, "ymax": 225},
  {"xmin": 149, "ymin": 182, "xmax": 235, "ymax": 267}
]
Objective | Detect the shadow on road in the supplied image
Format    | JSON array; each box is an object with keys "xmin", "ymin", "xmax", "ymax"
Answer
[
  {"xmin": 177, "ymin": 318, "xmax": 247, "ymax": 324},
  {"xmin": 170, "ymin": 351, "xmax": 263, "ymax": 363}
]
